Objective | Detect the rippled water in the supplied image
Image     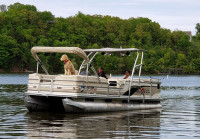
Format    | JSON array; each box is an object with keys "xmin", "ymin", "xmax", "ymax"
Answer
[{"xmin": 0, "ymin": 74, "xmax": 200, "ymax": 138}]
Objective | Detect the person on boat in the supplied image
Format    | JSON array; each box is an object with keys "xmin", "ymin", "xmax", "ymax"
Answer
[
  {"xmin": 123, "ymin": 70, "xmax": 131, "ymax": 79},
  {"xmin": 98, "ymin": 67, "xmax": 107, "ymax": 79}
]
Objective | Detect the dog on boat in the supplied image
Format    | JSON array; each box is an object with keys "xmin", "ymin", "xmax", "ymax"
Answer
[{"xmin": 60, "ymin": 54, "xmax": 78, "ymax": 75}]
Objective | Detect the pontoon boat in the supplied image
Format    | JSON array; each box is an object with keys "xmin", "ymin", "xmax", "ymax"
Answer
[{"xmin": 24, "ymin": 47, "xmax": 161, "ymax": 113}]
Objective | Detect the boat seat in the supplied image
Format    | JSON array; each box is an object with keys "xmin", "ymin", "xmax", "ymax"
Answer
[{"xmin": 108, "ymin": 78, "xmax": 126, "ymax": 88}]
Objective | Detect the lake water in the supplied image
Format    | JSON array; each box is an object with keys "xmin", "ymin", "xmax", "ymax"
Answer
[{"xmin": 0, "ymin": 74, "xmax": 200, "ymax": 138}]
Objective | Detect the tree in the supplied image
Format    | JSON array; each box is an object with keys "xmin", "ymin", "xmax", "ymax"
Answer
[
  {"xmin": 0, "ymin": 47, "xmax": 10, "ymax": 69},
  {"xmin": 0, "ymin": 4, "xmax": 7, "ymax": 12},
  {"xmin": 195, "ymin": 23, "xmax": 200, "ymax": 35},
  {"xmin": 176, "ymin": 53, "xmax": 187, "ymax": 68},
  {"xmin": 0, "ymin": 2, "xmax": 199, "ymax": 74}
]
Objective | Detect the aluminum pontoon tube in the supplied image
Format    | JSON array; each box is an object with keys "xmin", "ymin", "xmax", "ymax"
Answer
[{"xmin": 62, "ymin": 98, "xmax": 162, "ymax": 113}]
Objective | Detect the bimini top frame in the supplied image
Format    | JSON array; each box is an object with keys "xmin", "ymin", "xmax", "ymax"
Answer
[
  {"xmin": 31, "ymin": 46, "xmax": 89, "ymax": 75},
  {"xmin": 84, "ymin": 47, "xmax": 145, "ymax": 53},
  {"xmin": 31, "ymin": 46, "xmax": 89, "ymax": 61},
  {"xmin": 83, "ymin": 47, "xmax": 146, "ymax": 102},
  {"xmin": 78, "ymin": 48, "xmax": 146, "ymax": 77},
  {"xmin": 82, "ymin": 48, "xmax": 146, "ymax": 78}
]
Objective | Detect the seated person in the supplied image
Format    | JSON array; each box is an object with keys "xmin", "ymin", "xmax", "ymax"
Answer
[
  {"xmin": 123, "ymin": 70, "xmax": 131, "ymax": 79},
  {"xmin": 98, "ymin": 67, "xmax": 107, "ymax": 79}
]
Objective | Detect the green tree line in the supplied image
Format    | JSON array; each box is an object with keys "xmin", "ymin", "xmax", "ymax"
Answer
[{"xmin": 0, "ymin": 3, "xmax": 200, "ymax": 74}]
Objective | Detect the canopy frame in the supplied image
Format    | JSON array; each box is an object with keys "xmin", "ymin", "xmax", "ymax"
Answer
[
  {"xmin": 83, "ymin": 47, "xmax": 145, "ymax": 103},
  {"xmin": 31, "ymin": 46, "xmax": 89, "ymax": 75}
]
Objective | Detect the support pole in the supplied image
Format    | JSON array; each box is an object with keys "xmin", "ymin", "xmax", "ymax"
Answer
[
  {"xmin": 36, "ymin": 61, "xmax": 39, "ymax": 73},
  {"xmin": 128, "ymin": 51, "xmax": 139, "ymax": 103},
  {"xmin": 138, "ymin": 52, "xmax": 143, "ymax": 84}
]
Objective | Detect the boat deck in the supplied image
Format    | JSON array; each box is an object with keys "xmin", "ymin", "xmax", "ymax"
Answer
[{"xmin": 25, "ymin": 90, "xmax": 161, "ymax": 102}]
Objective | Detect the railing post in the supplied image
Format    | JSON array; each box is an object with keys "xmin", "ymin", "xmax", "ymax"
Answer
[
  {"xmin": 86, "ymin": 63, "xmax": 89, "ymax": 93},
  {"xmin": 36, "ymin": 62, "xmax": 39, "ymax": 73},
  {"xmin": 38, "ymin": 78, "xmax": 40, "ymax": 93},
  {"xmin": 118, "ymin": 86, "xmax": 120, "ymax": 96},
  {"xmin": 107, "ymin": 84, "xmax": 110, "ymax": 96},
  {"xmin": 150, "ymin": 76, "xmax": 152, "ymax": 97},
  {"xmin": 50, "ymin": 79, "xmax": 53, "ymax": 93}
]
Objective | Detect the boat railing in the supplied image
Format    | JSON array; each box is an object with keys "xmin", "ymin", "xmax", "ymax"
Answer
[
  {"xmin": 37, "ymin": 78, "xmax": 54, "ymax": 93},
  {"xmin": 28, "ymin": 75, "xmax": 160, "ymax": 97},
  {"xmin": 30, "ymin": 77, "xmax": 123, "ymax": 96}
]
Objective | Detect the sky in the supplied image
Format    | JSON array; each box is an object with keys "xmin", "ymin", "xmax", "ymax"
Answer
[{"xmin": 1, "ymin": 0, "xmax": 200, "ymax": 35}]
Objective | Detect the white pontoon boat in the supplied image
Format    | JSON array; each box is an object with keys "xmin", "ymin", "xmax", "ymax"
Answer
[{"xmin": 24, "ymin": 46, "xmax": 161, "ymax": 113}]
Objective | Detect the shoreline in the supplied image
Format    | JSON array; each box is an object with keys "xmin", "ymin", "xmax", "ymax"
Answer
[{"xmin": 0, "ymin": 72, "xmax": 199, "ymax": 76}]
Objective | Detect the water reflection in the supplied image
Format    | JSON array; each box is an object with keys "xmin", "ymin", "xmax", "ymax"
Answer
[
  {"xmin": 161, "ymin": 88, "xmax": 200, "ymax": 138},
  {"xmin": 0, "ymin": 84, "xmax": 27, "ymax": 138},
  {"xmin": 25, "ymin": 109, "xmax": 161, "ymax": 138}
]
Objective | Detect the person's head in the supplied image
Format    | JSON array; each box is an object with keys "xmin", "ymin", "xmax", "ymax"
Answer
[
  {"xmin": 125, "ymin": 70, "xmax": 130, "ymax": 76},
  {"xmin": 98, "ymin": 67, "xmax": 103, "ymax": 73}
]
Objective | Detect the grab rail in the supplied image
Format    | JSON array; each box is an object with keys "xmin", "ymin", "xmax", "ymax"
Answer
[
  {"xmin": 34, "ymin": 78, "xmax": 122, "ymax": 96},
  {"xmin": 32, "ymin": 76, "xmax": 160, "ymax": 97}
]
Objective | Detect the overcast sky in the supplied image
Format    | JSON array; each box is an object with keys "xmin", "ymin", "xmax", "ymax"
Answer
[{"xmin": 1, "ymin": 0, "xmax": 200, "ymax": 35}]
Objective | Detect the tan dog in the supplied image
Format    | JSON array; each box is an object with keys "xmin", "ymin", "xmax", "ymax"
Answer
[{"xmin": 60, "ymin": 54, "xmax": 77, "ymax": 75}]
